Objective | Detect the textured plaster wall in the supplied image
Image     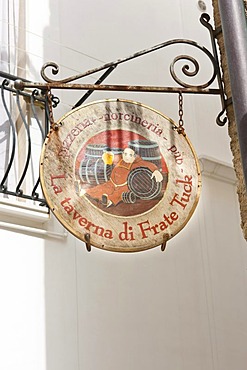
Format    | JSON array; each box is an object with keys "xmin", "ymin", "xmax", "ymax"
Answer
[{"xmin": 212, "ymin": 0, "xmax": 247, "ymax": 239}]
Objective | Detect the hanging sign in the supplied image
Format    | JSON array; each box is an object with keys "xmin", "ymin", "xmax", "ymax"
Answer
[{"xmin": 40, "ymin": 99, "xmax": 201, "ymax": 252}]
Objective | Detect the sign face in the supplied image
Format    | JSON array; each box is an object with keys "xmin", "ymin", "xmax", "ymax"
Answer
[{"xmin": 40, "ymin": 99, "xmax": 201, "ymax": 252}]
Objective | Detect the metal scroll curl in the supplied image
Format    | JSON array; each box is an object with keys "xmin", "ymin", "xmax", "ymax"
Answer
[
  {"xmin": 216, "ymin": 108, "xmax": 228, "ymax": 127},
  {"xmin": 41, "ymin": 61, "xmax": 60, "ymax": 83},
  {"xmin": 169, "ymin": 40, "xmax": 217, "ymax": 89}
]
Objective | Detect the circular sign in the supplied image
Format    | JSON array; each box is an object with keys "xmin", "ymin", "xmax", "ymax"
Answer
[{"xmin": 40, "ymin": 99, "xmax": 201, "ymax": 252}]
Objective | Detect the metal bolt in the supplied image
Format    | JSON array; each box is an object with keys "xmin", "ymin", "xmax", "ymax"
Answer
[{"xmin": 198, "ymin": 0, "xmax": 206, "ymax": 12}]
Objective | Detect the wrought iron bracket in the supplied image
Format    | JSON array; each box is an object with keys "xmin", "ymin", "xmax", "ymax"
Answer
[{"xmin": 14, "ymin": 13, "xmax": 228, "ymax": 127}]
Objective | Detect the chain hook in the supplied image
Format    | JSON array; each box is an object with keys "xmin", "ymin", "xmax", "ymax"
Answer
[{"xmin": 46, "ymin": 87, "xmax": 57, "ymax": 130}]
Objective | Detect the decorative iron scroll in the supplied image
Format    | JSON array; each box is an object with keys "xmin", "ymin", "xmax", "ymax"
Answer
[
  {"xmin": 200, "ymin": 13, "xmax": 228, "ymax": 126},
  {"xmin": 14, "ymin": 13, "xmax": 228, "ymax": 127},
  {"xmin": 40, "ymin": 39, "xmax": 217, "ymax": 89}
]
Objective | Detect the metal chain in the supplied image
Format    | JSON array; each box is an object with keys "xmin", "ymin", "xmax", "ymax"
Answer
[
  {"xmin": 46, "ymin": 87, "xmax": 56, "ymax": 129},
  {"xmin": 177, "ymin": 91, "xmax": 186, "ymax": 135},
  {"xmin": 178, "ymin": 92, "xmax": 184, "ymax": 126}
]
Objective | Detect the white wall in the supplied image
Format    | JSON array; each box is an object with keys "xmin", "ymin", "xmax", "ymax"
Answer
[
  {"xmin": 0, "ymin": 204, "xmax": 47, "ymax": 370},
  {"xmin": 44, "ymin": 161, "xmax": 247, "ymax": 370},
  {"xmin": 1, "ymin": 0, "xmax": 247, "ymax": 370}
]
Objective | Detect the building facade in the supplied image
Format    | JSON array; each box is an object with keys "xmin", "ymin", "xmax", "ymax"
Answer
[{"xmin": 0, "ymin": 1, "xmax": 247, "ymax": 370}]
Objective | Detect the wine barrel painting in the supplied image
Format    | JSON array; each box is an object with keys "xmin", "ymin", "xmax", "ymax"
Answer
[
  {"xmin": 128, "ymin": 140, "xmax": 162, "ymax": 170},
  {"xmin": 122, "ymin": 191, "xmax": 137, "ymax": 204},
  {"xmin": 79, "ymin": 144, "xmax": 113, "ymax": 185},
  {"xmin": 127, "ymin": 167, "xmax": 163, "ymax": 200},
  {"xmin": 40, "ymin": 99, "xmax": 201, "ymax": 252}
]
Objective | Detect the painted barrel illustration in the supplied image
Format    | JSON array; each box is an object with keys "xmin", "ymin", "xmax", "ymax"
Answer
[
  {"xmin": 122, "ymin": 191, "xmax": 137, "ymax": 204},
  {"xmin": 128, "ymin": 140, "xmax": 162, "ymax": 170},
  {"xmin": 79, "ymin": 144, "xmax": 113, "ymax": 185},
  {"xmin": 127, "ymin": 167, "xmax": 163, "ymax": 200}
]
